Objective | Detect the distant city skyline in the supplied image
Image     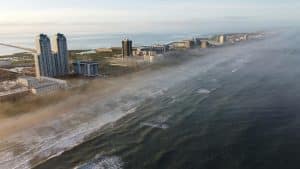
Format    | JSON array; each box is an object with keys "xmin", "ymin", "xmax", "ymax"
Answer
[{"xmin": 0, "ymin": 0, "xmax": 299, "ymax": 34}]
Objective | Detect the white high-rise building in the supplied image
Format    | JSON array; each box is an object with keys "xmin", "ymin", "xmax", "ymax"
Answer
[
  {"xmin": 52, "ymin": 33, "xmax": 69, "ymax": 76},
  {"xmin": 35, "ymin": 34, "xmax": 56, "ymax": 77}
]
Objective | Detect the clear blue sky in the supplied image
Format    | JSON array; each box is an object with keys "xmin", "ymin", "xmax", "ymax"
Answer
[{"xmin": 0, "ymin": 0, "xmax": 299, "ymax": 33}]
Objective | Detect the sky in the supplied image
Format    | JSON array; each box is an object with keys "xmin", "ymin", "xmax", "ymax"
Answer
[{"xmin": 0, "ymin": 0, "xmax": 299, "ymax": 34}]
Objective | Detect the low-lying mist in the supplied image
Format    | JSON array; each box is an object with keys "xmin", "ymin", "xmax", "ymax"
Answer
[{"xmin": 0, "ymin": 32, "xmax": 287, "ymax": 169}]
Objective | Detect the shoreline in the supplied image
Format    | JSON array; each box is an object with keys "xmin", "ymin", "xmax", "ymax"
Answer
[
  {"xmin": 0, "ymin": 35, "xmax": 267, "ymax": 169},
  {"xmin": 0, "ymin": 38, "xmax": 264, "ymax": 136}
]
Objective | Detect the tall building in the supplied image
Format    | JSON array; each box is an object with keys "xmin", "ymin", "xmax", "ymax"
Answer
[
  {"xmin": 35, "ymin": 34, "xmax": 56, "ymax": 77},
  {"xmin": 122, "ymin": 39, "xmax": 133, "ymax": 58},
  {"xmin": 52, "ymin": 33, "xmax": 69, "ymax": 76},
  {"xmin": 218, "ymin": 35, "xmax": 225, "ymax": 44},
  {"xmin": 34, "ymin": 33, "xmax": 69, "ymax": 78}
]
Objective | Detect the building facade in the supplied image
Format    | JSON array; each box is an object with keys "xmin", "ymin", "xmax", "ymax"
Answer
[
  {"xmin": 52, "ymin": 33, "xmax": 69, "ymax": 76},
  {"xmin": 169, "ymin": 40, "xmax": 195, "ymax": 50},
  {"xmin": 17, "ymin": 76, "xmax": 67, "ymax": 95},
  {"xmin": 35, "ymin": 34, "xmax": 55, "ymax": 77},
  {"xmin": 195, "ymin": 38, "xmax": 209, "ymax": 48},
  {"xmin": 218, "ymin": 35, "xmax": 225, "ymax": 44},
  {"xmin": 73, "ymin": 61, "xmax": 99, "ymax": 77},
  {"xmin": 122, "ymin": 39, "xmax": 133, "ymax": 58},
  {"xmin": 35, "ymin": 33, "xmax": 69, "ymax": 78},
  {"xmin": 135, "ymin": 45, "xmax": 169, "ymax": 57}
]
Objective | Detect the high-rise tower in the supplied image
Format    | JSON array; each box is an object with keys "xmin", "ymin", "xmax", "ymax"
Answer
[
  {"xmin": 35, "ymin": 34, "xmax": 55, "ymax": 77},
  {"xmin": 122, "ymin": 39, "xmax": 133, "ymax": 58},
  {"xmin": 52, "ymin": 33, "xmax": 69, "ymax": 76}
]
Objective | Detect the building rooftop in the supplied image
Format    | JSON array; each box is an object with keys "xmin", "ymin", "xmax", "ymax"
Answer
[
  {"xmin": 73, "ymin": 61, "xmax": 99, "ymax": 64},
  {"xmin": 0, "ymin": 87, "xmax": 28, "ymax": 97}
]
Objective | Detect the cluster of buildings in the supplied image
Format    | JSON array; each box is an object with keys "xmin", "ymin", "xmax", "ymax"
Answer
[
  {"xmin": 0, "ymin": 33, "xmax": 103, "ymax": 101},
  {"xmin": 120, "ymin": 34, "xmax": 227, "ymax": 62},
  {"xmin": 121, "ymin": 33, "xmax": 262, "ymax": 61},
  {"xmin": 135, "ymin": 45, "xmax": 169, "ymax": 56},
  {"xmin": 225, "ymin": 34, "xmax": 249, "ymax": 43},
  {"xmin": 35, "ymin": 33, "xmax": 69, "ymax": 77},
  {"xmin": 35, "ymin": 33, "xmax": 100, "ymax": 78},
  {"xmin": 119, "ymin": 33, "xmax": 266, "ymax": 64},
  {"xmin": 0, "ymin": 32, "xmax": 264, "ymax": 102}
]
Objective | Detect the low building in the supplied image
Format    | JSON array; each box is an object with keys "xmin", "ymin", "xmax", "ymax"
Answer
[
  {"xmin": 0, "ymin": 81, "xmax": 29, "ymax": 101},
  {"xmin": 195, "ymin": 38, "xmax": 210, "ymax": 48},
  {"xmin": 0, "ymin": 60, "xmax": 12, "ymax": 67},
  {"xmin": 73, "ymin": 61, "xmax": 99, "ymax": 77},
  {"xmin": 17, "ymin": 76, "xmax": 67, "ymax": 95},
  {"xmin": 225, "ymin": 33, "xmax": 250, "ymax": 43},
  {"xmin": 169, "ymin": 40, "xmax": 195, "ymax": 50},
  {"xmin": 96, "ymin": 48, "xmax": 113, "ymax": 52},
  {"xmin": 135, "ymin": 45, "xmax": 169, "ymax": 57}
]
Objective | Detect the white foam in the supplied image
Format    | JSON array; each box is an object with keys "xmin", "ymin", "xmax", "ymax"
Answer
[
  {"xmin": 231, "ymin": 68, "xmax": 239, "ymax": 73},
  {"xmin": 141, "ymin": 122, "xmax": 169, "ymax": 130},
  {"xmin": 141, "ymin": 115, "xmax": 171, "ymax": 130},
  {"xmin": 75, "ymin": 156, "xmax": 123, "ymax": 169},
  {"xmin": 0, "ymin": 152, "xmax": 14, "ymax": 164},
  {"xmin": 197, "ymin": 89, "xmax": 211, "ymax": 94}
]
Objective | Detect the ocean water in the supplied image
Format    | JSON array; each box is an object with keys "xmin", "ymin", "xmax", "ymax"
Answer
[{"xmin": 31, "ymin": 31, "xmax": 300, "ymax": 169}]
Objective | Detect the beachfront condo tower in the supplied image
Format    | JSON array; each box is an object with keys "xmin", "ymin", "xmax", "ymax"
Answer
[
  {"xmin": 35, "ymin": 34, "xmax": 55, "ymax": 77},
  {"xmin": 52, "ymin": 33, "xmax": 69, "ymax": 76},
  {"xmin": 122, "ymin": 39, "xmax": 133, "ymax": 58},
  {"xmin": 34, "ymin": 33, "xmax": 69, "ymax": 78}
]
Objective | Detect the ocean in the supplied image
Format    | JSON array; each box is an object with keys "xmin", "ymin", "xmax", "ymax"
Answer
[{"xmin": 2, "ymin": 30, "xmax": 300, "ymax": 169}]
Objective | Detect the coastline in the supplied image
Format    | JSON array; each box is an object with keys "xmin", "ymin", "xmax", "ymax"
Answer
[
  {"xmin": 0, "ymin": 35, "xmax": 266, "ymax": 169},
  {"xmin": 0, "ymin": 38, "xmax": 263, "ymax": 137}
]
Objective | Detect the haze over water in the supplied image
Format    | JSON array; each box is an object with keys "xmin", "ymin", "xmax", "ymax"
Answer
[{"xmin": 13, "ymin": 30, "xmax": 297, "ymax": 169}]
